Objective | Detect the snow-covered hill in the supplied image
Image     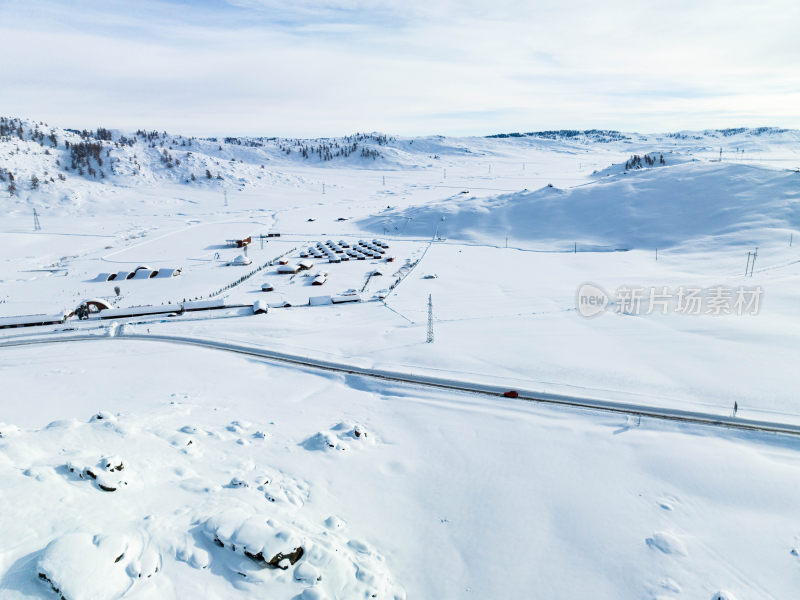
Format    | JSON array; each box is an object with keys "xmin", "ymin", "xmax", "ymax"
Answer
[
  {"xmin": 2, "ymin": 115, "xmax": 797, "ymax": 220},
  {"xmin": 363, "ymin": 160, "xmax": 800, "ymax": 249}
]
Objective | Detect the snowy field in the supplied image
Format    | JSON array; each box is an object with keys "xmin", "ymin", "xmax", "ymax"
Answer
[{"xmin": 2, "ymin": 120, "xmax": 800, "ymax": 598}]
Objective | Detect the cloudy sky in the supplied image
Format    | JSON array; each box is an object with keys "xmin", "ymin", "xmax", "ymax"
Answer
[{"xmin": 1, "ymin": 0, "xmax": 798, "ymax": 137}]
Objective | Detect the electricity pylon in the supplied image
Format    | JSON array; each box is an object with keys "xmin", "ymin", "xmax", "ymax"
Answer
[{"xmin": 426, "ymin": 294, "xmax": 434, "ymax": 343}]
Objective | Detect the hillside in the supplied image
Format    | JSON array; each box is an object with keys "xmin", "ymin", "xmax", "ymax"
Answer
[
  {"xmin": 1, "ymin": 116, "xmax": 798, "ymax": 221},
  {"xmin": 361, "ymin": 161, "xmax": 800, "ymax": 249}
]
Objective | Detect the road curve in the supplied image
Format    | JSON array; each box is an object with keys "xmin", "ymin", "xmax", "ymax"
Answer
[{"xmin": 2, "ymin": 331, "xmax": 800, "ymax": 438}]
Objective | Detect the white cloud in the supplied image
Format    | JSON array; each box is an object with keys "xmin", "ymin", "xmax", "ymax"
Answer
[{"xmin": 0, "ymin": 0, "xmax": 797, "ymax": 136}]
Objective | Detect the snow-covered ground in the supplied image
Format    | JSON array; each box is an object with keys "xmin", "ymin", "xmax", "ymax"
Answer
[{"xmin": 2, "ymin": 119, "xmax": 800, "ymax": 598}]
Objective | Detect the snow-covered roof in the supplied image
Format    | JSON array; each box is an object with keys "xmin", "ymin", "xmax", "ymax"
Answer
[
  {"xmin": 97, "ymin": 303, "xmax": 182, "ymax": 319},
  {"xmin": 183, "ymin": 299, "xmax": 228, "ymax": 311},
  {"xmin": 332, "ymin": 294, "xmax": 361, "ymax": 303},
  {"xmin": 132, "ymin": 269, "xmax": 156, "ymax": 279},
  {"xmin": 277, "ymin": 264, "xmax": 299, "ymax": 273},
  {"xmin": 0, "ymin": 313, "xmax": 66, "ymax": 328},
  {"xmin": 231, "ymin": 255, "xmax": 252, "ymax": 266},
  {"xmin": 154, "ymin": 268, "xmax": 181, "ymax": 278}
]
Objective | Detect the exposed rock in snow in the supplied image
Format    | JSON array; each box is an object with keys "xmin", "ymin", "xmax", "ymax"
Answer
[{"xmin": 65, "ymin": 456, "xmax": 129, "ymax": 492}]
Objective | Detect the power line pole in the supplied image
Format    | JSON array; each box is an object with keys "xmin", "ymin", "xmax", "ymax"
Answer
[
  {"xmin": 322, "ymin": 182, "xmax": 326, "ymax": 195},
  {"xmin": 426, "ymin": 294, "xmax": 434, "ymax": 343},
  {"xmin": 32, "ymin": 208, "xmax": 41, "ymax": 231},
  {"xmin": 224, "ymin": 190, "xmax": 228, "ymax": 207}
]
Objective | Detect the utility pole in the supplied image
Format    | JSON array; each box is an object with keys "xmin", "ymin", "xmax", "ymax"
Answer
[
  {"xmin": 426, "ymin": 294, "xmax": 434, "ymax": 343},
  {"xmin": 382, "ymin": 175, "xmax": 385, "ymax": 186},
  {"xmin": 224, "ymin": 190, "xmax": 228, "ymax": 207},
  {"xmin": 322, "ymin": 182, "xmax": 326, "ymax": 195},
  {"xmin": 751, "ymin": 247, "xmax": 758, "ymax": 276},
  {"xmin": 745, "ymin": 252, "xmax": 752, "ymax": 276},
  {"xmin": 443, "ymin": 168, "xmax": 446, "ymax": 180},
  {"xmin": 32, "ymin": 208, "xmax": 41, "ymax": 231},
  {"xmin": 656, "ymin": 248, "xmax": 658, "ymax": 261},
  {"xmin": 790, "ymin": 233, "xmax": 793, "ymax": 247}
]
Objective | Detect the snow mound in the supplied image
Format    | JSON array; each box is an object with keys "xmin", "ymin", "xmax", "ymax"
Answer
[
  {"xmin": 65, "ymin": 456, "xmax": 129, "ymax": 493},
  {"xmin": 646, "ymin": 531, "xmax": 687, "ymax": 556},
  {"xmin": 37, "ymin": 531, "xmax": 160, "ymax": 600},
  {"xmin": 302, "ymin": 432, "xmax": 349, "ymax": 452},
  {"xmin": 205, "ymin": 508, "xmax": 305, "ymax": 569},
  {"xmin": 89, "ymin": 411, "xmax": 116, "ymax": 424},
  {"xmin": 258, "ymin": 471, "xmax": 310, "ymax": 507},
  {"xmin": 0, "ymin": 422, "xmax": 21, "ymax": 438},
  {"xmin": 302, "ymin": 422, "xmax": 374, "ymax": 452},
  {"xmin": 202, "ymin": 505, "xmax": 404, "ymax": 599}
]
